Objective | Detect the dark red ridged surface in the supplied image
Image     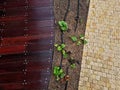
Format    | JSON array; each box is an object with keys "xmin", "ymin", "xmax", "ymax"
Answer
[{"xmin": 0, "ymin": 0, "xmax": 54, "ymax": 90}]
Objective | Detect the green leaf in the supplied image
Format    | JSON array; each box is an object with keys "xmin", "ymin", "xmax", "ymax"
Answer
[
  {"xmin": 59, "ymin": 69, "xmax": 63, "ymax": 74},
  {"xmin": 63, "ymin": 53, "xmax": 68, "ymax": 58},
  {"xmin": 62, "ymin": 50, "xmax": 66, "ymax": 55},
  {"xmin": 70, "ymin": 64, "xmax": 76, "ymax": 69},
  {"xmin": 53, "ymin": 66, "xmax": 65, "ymax": 81},
  {"xmin": 80, "ymin": 34, "xmax": 85, "ymax": 40},
  {"xmin": 60, "ymin": 73, "xmax": 65, "ymax": 78},
  {"xmin": 61, "ymin": 44, "xmax": 65, "ymax": 49},
  {"xmin": 83, "ymin": 39, "xmax": 88, "ymax": 44},
  {"xmin": 77, "ymin": 41, "xmax": 82, "ymax": 46},
  {"xmin": 71, "ymin": 36, "xmax": 78, "ymax": 42},
  {"xmin": 57, "ymin": 46, "xmax": 62, "ymax": 51},
  {"xmin": 58, "ymin": 21, "xmax": 64, "ymax": 27},
  {"xmin": 58, "ymin": 21, "xmax": 68, "ymax": 31},
  {"xmin": 61, "ymin": 27, "xmax": 66, "ymax": 31},
  {"xmin": 53, "ymin": 66, "xmax": 60, "ymax": 76}
]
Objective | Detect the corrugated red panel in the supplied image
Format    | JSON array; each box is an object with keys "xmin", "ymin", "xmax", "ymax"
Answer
[{"xmin": 0, "ymin": 0, "xmax": 54, "ymax": 90}]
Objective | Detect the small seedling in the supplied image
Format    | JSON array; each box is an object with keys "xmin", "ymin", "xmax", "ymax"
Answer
[
  {"xmin": 62, "ymin": 50, "xmax": 68, "ymax": 58},
  {"xmin": 61, "ymin": 43, "xmax": 66, "ymax": 48},
  {"xmin": 77, "ymin": 41, "xmax": 82, "ymax": 46},
  {"xmin": 80, "ymin": 34, "xmax": 88, "ymax": 44},
  {"xmin": 70, "ymin": 36, "xmax": 78, "ymax": 42},
  {"xmin": 54, "ymin": 43, "xmax": 65, "ymax": 51},
  {"xmin": 70, "ymin": 63, "xmax": 76, "ymax": 69},
  {"xmin": 58, "ymin": 21, "xmax": 68, "ymax": 32},
  {"xmin": 68, "ymin": 58, "xmax": 76, "ymax": 64},
  {"xmin": 83, "ymin": 39, "xmax": 88, "ymax": 44},
  {"xmin": 70, "ymin": 34, "xmax": 88, "ymax": 45},
  {"xmin": 54, "ymin": 43, "xmax": 68, "ymax": 58},
  {"xmin": 68, "ymin": 58, "xmax": 76, "ymax": 69},
  {"xmin": 79, "ymin": 18, "xmax": 83, "ymax": 24},
  {"xmin": 53, "ymin": 66, "xmax": 65, "ymax": 81},
  {"xmin": 80, "ymin": 34, "xmax": 85, "ymax": 39}
]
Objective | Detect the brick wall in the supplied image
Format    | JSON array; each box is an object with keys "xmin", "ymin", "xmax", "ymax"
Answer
[{"xmin": 79, "ymin": 0, "xmax": 120, "ymax": 90}]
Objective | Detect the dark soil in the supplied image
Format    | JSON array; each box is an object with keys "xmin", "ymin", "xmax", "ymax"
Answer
[{"xmin": 48, "ymin": 0, "xmax": 90, "ymax": 90}]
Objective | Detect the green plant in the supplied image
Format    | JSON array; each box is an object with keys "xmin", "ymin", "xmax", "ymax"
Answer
[
  {"xmin": 83, "ymin": 39, "xmax": 88, "ymax": 44},
  {"xmin": 80, "ymin": 34, "xmax": 85, "ymax": 39},
  {"xmin": 80, "ymin": 34, "xmax": 88, "ymax": 44},
  {"xmin": 70, "ymin": 36, "xmax": 78, "ymax": 42},
  {"xmin": 55, "ymin": 43, "xmax": 65, "ymax": 51},
  {"xmin": 70, "ymin": 63, "xmax": 76, "ymax": 69},
  {"xmin": 53, "ymin": 66, "xmax": 65, "ymax": 81},
  {"xmin": 80, "ymin": 18, "xmax": 83, "ymax": 24},
  {"xmin": 77, "ymin": 41, "xmax": 82, "ymax": 46},
  {"xmin": 54, "ymin": 43, "xmax": 68, "ymax": 58},
  {"xmin": 62, "ymin": 50, "xmax": 68, "ymax": 58},
  {"xmin": 58, "ymin": 21, "xmax": 68, "ymax": 32},
  {"xmin": 70, "ymin": 34, "xmax": 88, "ymax": 45},
  {"xmin": 70, "ymin": 36, "xmax": 81, "ymax": 46},
  {"xmin": 68, "ymin": 58, "xmax": 76, "ymax": 69}
]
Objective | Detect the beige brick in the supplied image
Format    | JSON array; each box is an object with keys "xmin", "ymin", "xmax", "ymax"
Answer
[{"xmin": 96, "ymin": 76, "xmax": 100, "ymax": 80}]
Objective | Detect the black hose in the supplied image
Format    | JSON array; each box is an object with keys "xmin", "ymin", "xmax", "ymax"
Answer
[
  {"xmin": 74, "ymin": 0, "xmax": 80, "ymax": 32},
  {"xmin": 63, "ymin": 0, "xmax": 70, "ymax": 21},
  {"xmin": 60, "ymin": 0, "xmax": 70, "ymax": 68},
  {"xmin": 64, "ymin": 67, "xmax": 69, "ymax": 90}
]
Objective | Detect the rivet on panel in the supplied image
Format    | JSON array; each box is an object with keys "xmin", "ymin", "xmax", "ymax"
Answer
[
  {"xmin": 24, "ymin": 34, "xmax": 28, "ymax": 37},
  {"xmin": 25, "ymin": 0, "xmax": 28, "ymax": 3},
  {"xmin": 24, "ymin": 53, "xmax": 27, "ymax": 56},
  {"xmin": 24, "ymin": 12, "xmax": 28, "ymax": 16},
  {"xmin": 25, "ymin": 6, "xmax": 28, "ymax": 9},
  {"xmin": 24, "ymin": 51, "xmax": 28, "ymax": 54},
  {"xmin": 45, "ymin": 81, "xmax": 47, "ymax": 84},
  {"xmin": 45, "ymin": 78, "xmax": 48, "ymax": 81},
  {"xmin": 24, "ymin": 69, "xmax": 27, "ymax": 72},
  {"xmin": 24, "ymin": 42, "xmax": 28, "ymax": 46},
  {"xmin": 51, "ymin": 32, "xmax": 53, "ymax": 37},
  {"xmin": 22, "ymin": 83, "xmax": 24, "ymax": 85},
  {"xmin": 24, "ymin": 50, "xmax": 28, "ymax": 55},
  {"xmin": 48, "ymin": 60, "xmax": 50, "ymax": 63},
  {"xmin": 23, "ymin": 61, "xmax": 28, "ymax": 65},
  {"xmin": 50, "ymin": 40, "xmax": 53, "ymax": 43},
  {"xmin": 48, "ymin": 58, "xmax": 51, "ymax": 60},
  {"xmin": 22, "ymin": 69, "xmax": 25, "ymax": 72},
  {"xmin": 49, "ymin": 48, "xmax": 52, "ymax": 51},
  {"xmin": 47, "ymin": 70, "xmax": 49, "ymax": 73},
  {"xmin": 24, "ymin": 59, "xmax": 27, "ymax": 62},
  {"xmin": 24, "ymin": 82, "xmax": 27, "ymax": 85},
  {"xmin": 23, "ymin": 72, "xmax": 27, "ymax": 75}
]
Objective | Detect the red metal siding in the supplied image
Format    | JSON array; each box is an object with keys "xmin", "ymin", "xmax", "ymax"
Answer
[{"xmin": 0, "ymin": 0, "xmax": 54, "ymax": 90}]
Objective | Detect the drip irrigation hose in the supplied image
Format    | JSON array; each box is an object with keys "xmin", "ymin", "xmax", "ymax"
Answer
[
  {"xmin": 60, "ymin": 0, "xmax": 70, "ymax": 68},
  {"xmin": 74, "ymin": 0, "xmax": 80, "ymax": 32},
  {"xmin": 63, "ymin": 0, "xmax": 70, "ymax": 21},
  {"xmin": 64, "ymin": 67, "xmax": 69, "ymax": 90}
]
